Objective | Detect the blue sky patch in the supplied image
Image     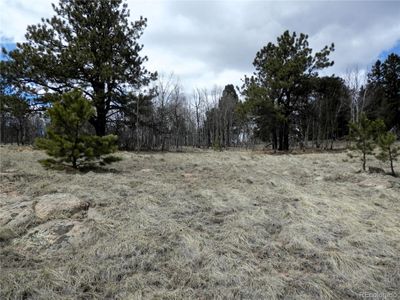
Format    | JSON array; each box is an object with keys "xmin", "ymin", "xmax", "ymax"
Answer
[
  {"xmin": 379, "ymin": 40, "xmax": 400, "ymax": 61},
  {"xmin": 0, "ymin": 42, "xmax": 16, "ymax": 60}
]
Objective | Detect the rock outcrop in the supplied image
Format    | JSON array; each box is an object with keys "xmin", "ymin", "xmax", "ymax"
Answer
[{"xmin": 34, "ymin": 193, "xmax": 89, "ymax": 221}]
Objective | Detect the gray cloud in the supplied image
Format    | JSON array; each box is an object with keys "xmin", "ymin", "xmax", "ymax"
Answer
[{"xmin": 1, "ymin": 0, "xmax": 400, "ymax": 92}]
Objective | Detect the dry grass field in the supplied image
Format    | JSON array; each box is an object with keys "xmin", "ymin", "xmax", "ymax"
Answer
[{"xmin": 0, "ymin": 145, "xmax": 399, "ymax": 299}]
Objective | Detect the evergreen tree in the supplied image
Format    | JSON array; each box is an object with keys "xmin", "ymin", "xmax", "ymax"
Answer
[
  {"xmin": 241, "ymin": 81, "xmax": 283, "ymax": 147},
  {"xmin": 376, "ymin": 131, "xmax": 399, "ymax": 176},
  {"xmin": 0, "ymin": 80, "xmax": 32, "ymax": 145},
  {"xmin": 1, "ymin": 0, "xmax": 156, "ymax": 136},
  {"xmin": 349, "ymin": 114, "xmax": 385, "ymax": 171},
  {"xmin": 243, "ymin": 30, "xmax": 335, "ymax": 150},
  {"xmin": 35, "ymin": 90, "xmax": 121, "ymax": 169},
  {"xmin": 310, "ymin": 76, "xmax": 350, "ymax": 149},
  {"xmin": 365, "ymin": 54, "xmax": 400, "ymax": 131}
]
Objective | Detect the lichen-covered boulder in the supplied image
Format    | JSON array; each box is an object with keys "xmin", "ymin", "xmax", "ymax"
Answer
[
  {"xmin": 12, "ymin": 219, "xmax": 96, "ymax": 256},
  {"xmin": 0, "ymin": 198, "xmax": 36, "ymax": 238},
  {"xmin": 34, "ymin": 193, "xmax": 89, "ymax": 221}
]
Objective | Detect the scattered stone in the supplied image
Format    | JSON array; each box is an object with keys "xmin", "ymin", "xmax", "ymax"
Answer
[
  {"xmin": 358, "ymin": 179, "xmax": 392, "ymax": 189},
  {"xmin": 265, "ymin": 221, "xmax": 282, "ymax": 235},
  {"xmin": 374, "ymin": 202, "xmax": 387, "ymax": 209},
  {"xmin": 201, "ymin": 166, "xmax": 212, "ymax": 172},
  {"xmin": 246, "ymin": 178, "xmax": 254, "ymax": 184},
  {"xmin": 269, "ymin": 180, "xmax": 277, "ymax": 187},
  {"xmin": 34, "ymin": 193, "xmax": 89, "ymax": 221}
]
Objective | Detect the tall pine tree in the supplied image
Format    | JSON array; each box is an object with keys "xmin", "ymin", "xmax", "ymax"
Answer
[
  {"xmin": 243, "ymin": 31, "xmax": 334, "ymax": 150},
  {"xmin": 365, "ymin": 54, "xmax": 400, "ymax": 131},
  {"xmin": 1, "ymin": 0, "xmax": 156, "ymax": 136}
]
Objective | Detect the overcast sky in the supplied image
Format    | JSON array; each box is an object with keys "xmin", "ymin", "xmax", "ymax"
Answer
[{"xmin": 1, "ymin": 0, "xmax": 400, "ymax": 94}]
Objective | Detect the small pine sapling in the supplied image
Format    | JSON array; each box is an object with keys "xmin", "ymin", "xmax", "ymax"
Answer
[
  {"xmin": 35, "ymin": 89, "xmax": 121, "ymax": 169},
  {"xmin": 349, "ymin": 114, "xmax": 385, "ymax": 171},
  {"xmin": 376, "ymin": 131, "xmax": 399, "ymax": 176}
]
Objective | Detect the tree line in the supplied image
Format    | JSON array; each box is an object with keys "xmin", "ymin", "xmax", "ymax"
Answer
[{"xmin": 1, "ymin": 0, "xmax": 399, "ymax": 156}]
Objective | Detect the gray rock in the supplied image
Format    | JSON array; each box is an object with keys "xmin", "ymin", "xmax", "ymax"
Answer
[
  {"xmin": 246, "ymin": 178, "xmax": 254, "ymax": 184},
  {"xmin": 358, "ymin": 178, "xmax": 392, "ymax": 189},
  {"xmin": 13, "ymin": 219, "xmax": 96, "ymax": 255},
  {"xmin": 34, "ymin": 193, "xmax": 89, "ymax": 221},
  {"xmin": 0, "ymin": 200, "xmax": 36, "ymax": 235}
]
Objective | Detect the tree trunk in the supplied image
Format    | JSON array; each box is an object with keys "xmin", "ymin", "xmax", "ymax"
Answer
[
  {"xmin": 389, "ymin": 148, "xmax": 395, "ymax": 176},
  {"xmin": 277, "ymin": 123, "xmax": 283, "ymax": 151},
  {"xmin": 161, "ymin": 135, "xmax": 166, "ymax": 152},
  {"xmin": 304, "ymin": 121, "xmax": 309, "ymax": 149},
  {"xmin": 16, "ymin": 128, "xmax": 20, "ymax": 146},
  {"xmin": 283, "ymin": 121, "xmax": 289, "ymax": 151},
  {"xmin": 72, "ymin": 157, "xmax": 77, "ymax": 169},
  {"xmin": 272, "ymin": 128, "xmax": 277, "ymax": 150},
  {"xmin": 136, "ymin": 97, "xmax": 140, "ymax": 152},
  {"xmin": 362, "ymin": 152, "xmax": 366, "ymax": 171},
  {"xmin": 91, "ymin": 83, "xmax": 107, "ymax": 137},
  {"xmin": 278, "ymin": 122, "xmax": 290, "ymax": 151},
  {"xmin": 91, "ymin": 102, "xmax": 107, "ymax": 136}
]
